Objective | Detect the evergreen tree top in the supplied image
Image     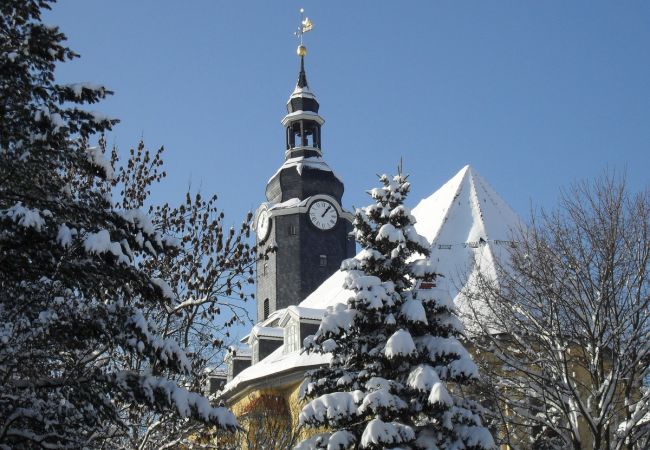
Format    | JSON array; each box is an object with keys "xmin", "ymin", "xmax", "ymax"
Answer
[{"xmin": 297, "ymin": 172, "xmax": 494, "ymax": 450}]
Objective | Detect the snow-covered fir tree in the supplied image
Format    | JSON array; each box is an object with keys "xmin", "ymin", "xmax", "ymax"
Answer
[
  {"xmin": 0, "ymin": 1, "xmax": 236, "ymax": 447},
  {"xmin": 296, "ymin": 172, "xmax": 494, "ymax": 450}
]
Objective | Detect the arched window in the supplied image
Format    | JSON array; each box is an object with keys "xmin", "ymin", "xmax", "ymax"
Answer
[{"xmin": 263, "ymin": 298, "xmax": 270, "ymax": 320}]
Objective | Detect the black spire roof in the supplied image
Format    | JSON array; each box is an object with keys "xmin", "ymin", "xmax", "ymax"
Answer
[
  {"xmin": 297, "ymin": 55, "xmax": 308, "ymax": 88},
  {"xmin": 287, "ymin": 56, "xmax": 319, "ymax": 114}
]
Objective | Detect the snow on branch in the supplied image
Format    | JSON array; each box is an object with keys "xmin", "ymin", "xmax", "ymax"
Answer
[
  {"xmin": 360, "ymin": 418, "xmax": 415, "ymax": 448},
  {"xmin": 299, "ymin": 391, "xmax": 363, "ymax": 426},
  {"xmin": 125, "ymin": 310, "xmax": 191, "ymax": 374},
  {"xmin": 84, "ymin": 229, "xmax": 130, "ymax": 264},
  {"xmin": 86, "ymin": 146, "xmax": 114, "ymax": 180},
  {"xmin": 110, "ymin": 371, "xmax": 237, "ymax": 430},
  {"xmin": 3, "ymin": 203, "xmax": 47, "ymax": 231}
]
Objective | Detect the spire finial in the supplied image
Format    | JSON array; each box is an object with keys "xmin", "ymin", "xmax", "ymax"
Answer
[{"xmin": 294, "ymin": 8, "xmax": 313, "ymax": 58}]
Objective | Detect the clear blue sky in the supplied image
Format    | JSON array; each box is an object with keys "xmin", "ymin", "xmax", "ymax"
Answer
[
  {"xmin": 46, "ymin": 1, "xmax": 649, "ymax": 228},
  {"xmin": 43, "ymin": 1, "xmax": 649, "ymax": 338}
]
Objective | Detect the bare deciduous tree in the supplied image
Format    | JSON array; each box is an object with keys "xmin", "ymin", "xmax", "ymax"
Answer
[
  {"xmin": 464, "ymin": 173, "xmax": 649, "ymax": 450},
  {"xmin": 92, "ymin": 140, "xmax": 272, "ymax": 449}
]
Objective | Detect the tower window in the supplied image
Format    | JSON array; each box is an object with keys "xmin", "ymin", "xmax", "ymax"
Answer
[
  {"xmin": 289, "ymin": 225, "xmax": 297, "ymax": 236},
  {"xmin": 263, "ymin": 298, "xmax": 270, "ymax": 320},
  {"xmin": 319, "ymin": 255, "xmax": 327, "ymax": 267},
  {"xmin": 263, "ymin": 263, "xmax": 268, "ymax": 276}
]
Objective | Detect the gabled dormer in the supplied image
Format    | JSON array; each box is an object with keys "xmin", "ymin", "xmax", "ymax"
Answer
[
  {"xmin": 224, "ymin": 346, "xmax": 252, "ymax": 382},
  {"xmin": 204, "ymin": 369, "xmax": 227, "ymax": 396},
  {"xmin": 248, "ymin": 325, "xmax": 284, "ymax": 364},
  {"xmin": 279, "ymin": 305, "xmax": 325, "ymax": 353}
]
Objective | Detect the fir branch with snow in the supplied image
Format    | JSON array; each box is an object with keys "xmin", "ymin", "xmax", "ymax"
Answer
[{"xmin": 297, "ymin": 172, "xmax": 494, "ymax": 449}]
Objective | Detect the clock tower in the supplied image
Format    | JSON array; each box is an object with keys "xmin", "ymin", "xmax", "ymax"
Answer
[{"xmin": 254, "ymin": 42, "xmax": 355, "ymax": 322}]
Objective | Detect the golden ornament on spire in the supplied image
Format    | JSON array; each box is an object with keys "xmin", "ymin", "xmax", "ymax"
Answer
[{"xmin": 294, "ymin": 8, "xmax": 313, "ymax": 57}]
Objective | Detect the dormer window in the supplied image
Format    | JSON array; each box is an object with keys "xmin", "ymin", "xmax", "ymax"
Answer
[
  {"xmin": 225, "ymin": 347, "xmax": 252, "ymax": 382},
  {"xmin": 280, "ymin": 306, "xmax": 326, "ymax": 354},
  {"xmin": 249, "ymin": 326, "xmax": 283, "ymax": 364},
  {"xmin": 284, "ymin": 319, "xmax": 299, "ymax": 353},
  {"xmin": 252, "ymin": 341, "xmax": 259, "ymax": 363}
]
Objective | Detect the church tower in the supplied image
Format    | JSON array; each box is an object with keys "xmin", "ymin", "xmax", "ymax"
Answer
[{"xmin": 254, "ymin": 37, "xmax": 355, "ymax": 323}]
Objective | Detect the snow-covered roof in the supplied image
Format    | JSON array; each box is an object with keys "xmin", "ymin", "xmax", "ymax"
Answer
[
  {"xmin": 268, "ymin": 156, "xmax": 340, "ymax": 185},
  {"xmin": 226, "ymin": 345, "xmax": 252, "ymax": 359},
  {"xmin": 281, "ymin": 110, "xmax": 324, "ymax": 127},
  {"xmin": 222, "ymin": 165, "xmax": 522, "ymax": 398},
  {"xmin": 250, "ymin": 325, "xmax": 284, "ymax": 340},
  {"xmin": 299, "ymin": 268, "xmax": 349, "ymax": 309},
  {"xmin": 290, "ymin": 84, "xmax": 316, "ymax": 100},
  {"xmin": 413, "ymin": 165, "xmax": 521, "ymax": 321},
  {"xmin": 287, "ymin": 305, "xmax": 327, "ymax": 321},
  {"xmin": 204, "ymin": 368, "xmax": 227, "ymax": 378},
  {"xmin": 279, "ymin": 305, "xmax": 327, "ymax": 326},
  {"xmin": 269, "ymin": 197, "xmax": 306, "ymax": 211},
  {"xmin": 220, "ymin": 346, "xmax": 330, "ymax": 398}
]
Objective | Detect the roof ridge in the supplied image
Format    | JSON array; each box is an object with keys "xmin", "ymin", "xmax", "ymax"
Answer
[
  {"xmin": 471, "ymin": 169, "xmax": 521, "ymax": 233},
  {"xmin": 467, "ymin": 168, "xmax": 489, "ymax": 241},
  {"xmin": 428, "ymin": 166, "xmax": 471, "ymax": 245}
]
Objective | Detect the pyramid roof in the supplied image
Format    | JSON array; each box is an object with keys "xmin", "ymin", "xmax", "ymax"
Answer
[{"xmin": 300, "ymin": 165, "xmax": 522, "ymax": 311}]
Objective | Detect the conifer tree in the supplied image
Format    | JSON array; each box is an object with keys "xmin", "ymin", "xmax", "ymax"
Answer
[
  {"xmin": 0, "ymin": 1, "xmax": 236, "ymax": 447},
  {"xmin": 296, "ymin": 173, "xmax": 494, "ymax": 450}
]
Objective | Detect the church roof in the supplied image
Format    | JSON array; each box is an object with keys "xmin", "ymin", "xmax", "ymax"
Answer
[
  {"xmin": 299, "ymin": 165, "xmax": 522, "ymax": 310},
  {"xmin": 221, "ymin": 165, "xmax": 522, "ymax": 398},
  {"xmin": 221, "ymin": 345, "xmax": 330, "ymax": 400}
]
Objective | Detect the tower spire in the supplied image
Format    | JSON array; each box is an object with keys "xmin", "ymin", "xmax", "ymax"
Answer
[
  {"xmin": 294, "ymin": 8, "xmax": 312, "ymax": 89},
  {"xmin": 297, "ymin": 55, "xmax": 308, "ymax": 88},
  {"xmin": 282, "ymin": 8, "xmax": 323, "ymax": 160}
]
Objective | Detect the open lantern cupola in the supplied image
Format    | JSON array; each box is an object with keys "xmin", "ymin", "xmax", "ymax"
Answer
[{"xmin": 282, "ymin": 54, "xmax": 324, "ymax": 159}]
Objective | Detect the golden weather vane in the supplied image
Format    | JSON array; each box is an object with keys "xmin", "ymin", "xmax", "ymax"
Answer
[{"xmin": 294, "ymin": 8, "xmax": 313, "ymax": 57}]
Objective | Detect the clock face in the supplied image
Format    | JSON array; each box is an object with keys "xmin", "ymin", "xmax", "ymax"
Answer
[
  {"xmin": 256, "ymin": 209, "xmax": 270, "ymax": 241},
  {"xmin": 308, "ymin": 200, "xmax": 338, "ymax": 230}
]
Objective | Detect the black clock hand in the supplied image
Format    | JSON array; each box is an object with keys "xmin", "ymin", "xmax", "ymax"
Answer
[{"xmin": 321, "ymin": 205, "xmax": 332, "ymax": 217}]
